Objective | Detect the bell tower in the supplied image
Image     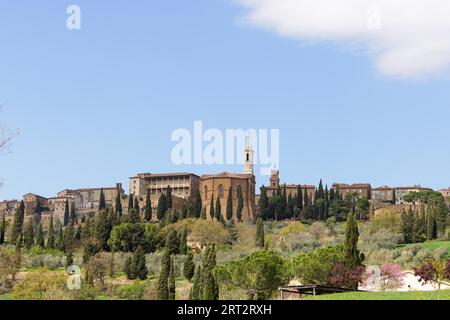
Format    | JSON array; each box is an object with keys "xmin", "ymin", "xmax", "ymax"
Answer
[{"xmin": 243, "ymin": 135, "xmax": 254, "ymax": 175}]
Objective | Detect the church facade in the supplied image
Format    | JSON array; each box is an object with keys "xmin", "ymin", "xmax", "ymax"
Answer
[{"xmin": 200, "ymin": 137, "xmax": 257, "ymax": 221}]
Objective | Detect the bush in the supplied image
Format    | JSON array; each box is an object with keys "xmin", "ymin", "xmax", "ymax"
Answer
[
  {"xmin": 280, "ymin": 221, "xmax": 306, "ymax": 237},
  {"xmin": 360, "ymin": 229, "xmax": 402, "ymax": 251},
  {"xmin": 190, "ymin": 220, "xmax": 229, "ymax": 246},
  {"xmin": 369, "ymin": 209, "xmax": 402, "ymax": 234},
  {"xmin": 117, "ymin": 282, "xmax": 146, "ymax": 300}
]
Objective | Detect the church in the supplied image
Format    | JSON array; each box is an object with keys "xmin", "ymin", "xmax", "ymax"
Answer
[{"xmin": 200, "ymin": 137, "xmax": 257, "ymax": 221}]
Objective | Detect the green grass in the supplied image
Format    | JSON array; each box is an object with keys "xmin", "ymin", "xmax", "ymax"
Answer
[
  {"xmin": 401, "ymin": 240, "xmax": 450, "ymax": 258},
  {"xmin": 0, "ymin": 294, "xmax": 12, "ymax": 300},
  {"xmin": 305, "ymin": 290, "xmax": 450, "ymax": 300}
]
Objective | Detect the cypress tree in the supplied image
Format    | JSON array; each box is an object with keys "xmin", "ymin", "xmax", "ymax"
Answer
[
  {"xmin": 66, "ymin": 252, "xmax": 74, "ymax": 269},
  {"xmin": 297, "ymin": 185, "xmax": 303, "ymax": 211},
  {"xmin": 344, "ymin": 202, "xmax": 364, "ymax": 271},
  {"xmin": 193, "ymin": 189, "xmax": 202, "ymax": 218},
  {"xmin": 179, "ymin": 227, "xmax": 188, "ymax": 255},
  {"xmin": 209, "ymin": 194, "xmax": 215, "ymax": 220},
  {"xmin": 56, "ymin": 224, "xmax": 64, "ymax": 252},
  {"xmin": 166, "ymin": 186, "xmax": 173, "ymax": 210},
  {"xmin": 134, "ymin": 197, "xmax": 140, "ymax": 213},
  {"xmin": 179, "ymin": 204, "xmax": 188, "ymax": 220},
  {"xmin": 99, "ymin": 188, "xmax": 106, "ymax": 211},
  {"xmin": 124, "ymin": 256, "xmax": 134, "ymax": 279},
  {"xmin": 36, "ymin": 223, "xmax": 45, "ymax": 248},
  {"xmin": 166, "ymin": 228, "xmax": 180, "ymax": 255},
  {"xmin": 115, "ymin": 186, "xmax": 123, "ymax": 217},
  {"xmin": 10, "ymin": 208, "xmax": 22, "ymax": 245},
  {"xmin": 183, "ymin": 250, "xmax": 195, "ymax": 281},
  {"xmin": 34, "ymin": 201, "xmax": 43, "ymax": 225},
  {"xmin": 258, "ymin": 186, "xmax": 269, "ymax": 220},
  {"xmin": 64, "ymin": 221, "xmax": 75, "ymax": 254},
  {"xmin": 47, "ymin": 213, "xmax": 55, "ymax": 249},
  {"xmin": 129, "ymin": 208, "xmax": 141, "ymax": 224},
  {"xmin": 157, "ymin": 250, "xmax": 171, "ymax": 300},
  {"xmin": 215, "ymin": 196, "xmax": 222, "ymax": 221},
  {"xmin": 226, "ymin": 187, "xmax": 233, "ymax": 221},
  {"xmin": 144, "ymin": 190, "xmax": 152, "ymax": 222},
  {"xmin": 168, "ymin": 256, "xmax": 176, "ymax": 300},
  {"xmin": 157, "ymin": 193, "xmax": 167, "ymax": 220},
  {"xmin": 202, "ymin": 244, "xmax": 219, "ymax": 300},
  {"xmin": 255, "ymin": 217, "xmax": 265, "ymax": 248},
  {"xmin": 237, "ymin": 187, "xmax": 244, "ymax": 222},
  {"xmin": 63, "ymin": 199, "xmax": 70, "ymax": 226},
  {"xmin": 128, "ymin": 194, "xmax": 134, "ymax": 213},
  {"xmin": 200, "ymin": 207, "xmax": 207, "ymax": 220},
  {"xmin": 133, "ymin": 246, "xmax": 148, "ymax": 280},
  {"xmin": 19, "ymin": 200, "xmax": 25, "ymax": 226},
  {"xmin": 23, "ymin": 219, "xmax": 34, "ymax": 250},
  {"xmin": 435, "ymin": 201, "xmax": 448, "ymax": 238},
  {"xmin": 70, "ymin": 203, "xmax": 76, "ymax": 223},
  {"xmin": 190, "ymin": 265, "xmax": 202, "ymax": 300},
  {"xmin": 0, "ymin": 213, "xmax": 5, "ymax": 244}
]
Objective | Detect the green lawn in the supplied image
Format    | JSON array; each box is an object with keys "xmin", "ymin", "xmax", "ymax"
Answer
[
  {"xmin": 0, "ymin": 294, "xmax": 12, "ymax": 300},
  {"xmin": 305, "ymin": 290, "xmax": 450, "ymax": 300},
  {"xmin": 401, "ymin": 240, "xmax": 450, "ymax": 258}
]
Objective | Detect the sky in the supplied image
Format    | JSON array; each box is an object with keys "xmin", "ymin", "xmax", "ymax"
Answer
[{"xmin": 1, "ymin": 0, "xmax": 450, "ymax": 201}]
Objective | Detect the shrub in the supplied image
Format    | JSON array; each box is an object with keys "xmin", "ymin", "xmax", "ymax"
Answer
[
  {"xmin": 190, "ymin": 220, "xmax": 229, "ymax": 246},
  {"xmin": 280, "ymin": 221, "xmax": 306, "ymax": 237},
  {"xmin": 369, "ymin": 209, "xmax": 402, "ymax": 234},
  {"xmin": 308, "ymin": 222, "xmax": 330, "ymax": 240},
  {"xmin": 117, "ymin": 282, "xmax": 146, "ymax": 300},
  {"xmin": 360, "ymin": 229, "xmax": 402, "ymax": 251}
]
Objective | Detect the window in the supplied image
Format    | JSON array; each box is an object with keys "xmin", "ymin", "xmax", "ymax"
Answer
[{"xmin": 218, "ymin": 185, "xmax": 224, "ymax": 198}]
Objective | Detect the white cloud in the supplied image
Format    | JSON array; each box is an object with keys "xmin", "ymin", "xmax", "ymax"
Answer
[{"xmin": 236, "ymin": 0, "xmax": 450, "ymax": 78}]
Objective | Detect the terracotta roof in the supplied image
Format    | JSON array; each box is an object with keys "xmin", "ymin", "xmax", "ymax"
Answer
[
  {"xmin": 201, "ymin": 172, "xmax": 254, "ymax": 180},
  {"xmin": 332, "ymin": 183, "xmax": 371, "ymax": 188},
  {"xmin": 132, "ymin": 172, "xmax": 200, "ymax": 179},
  {"xmin": 267, "ymin": 184, "xmax": 316, "ymax": 189}
]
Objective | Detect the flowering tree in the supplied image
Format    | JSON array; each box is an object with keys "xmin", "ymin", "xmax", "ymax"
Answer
[
  {"xmin": 328, "ymin": 263, "xmax": 365, "ymax": 289},
  {"xmin": 380, "ymin": 263, "xmax": 404, "ymax": 291},
  {"xmin": 414, "ymin": 259, "xmax": 450, "ymax": 290}
]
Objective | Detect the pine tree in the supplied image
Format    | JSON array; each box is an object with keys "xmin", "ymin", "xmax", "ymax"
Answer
[
  {"xmin": 47, "ymin": 213, "xmax": 55, "ymax": 249},
  {"xmin": 226, "ymin": 187, "xmax": 233, "ymax": 221},
  {"xmin": 157, "ymin": 250, "xmax": 171, "ymax": 300},
  {"xmin": 157, "ymin": 193, "xmax": 167, "ymax": 220},
  {"xmin": 255, "ymin": 217, "xmax": 265, "ymax": 248},
  {"xmin": 190, "ymin": 265, "xmax": 202, "ymax": 300},
  {"xmin": 35, "ymin": 223, "xmax": 45, "ymax": 248},
  {"xmin": 23, "ymin": 219, "xmax": 35, "ymax": 250},
  {"xmin": 115, "ymin": 186, "xmax": 123, "ymax": 217},
  {"xmin": 200, "ymin": 207, "xmax": 206, "ymax": 220},
  {"xmin": 179, "ymin": 227, "xmax": 188, "ymax": 255},
  {"xmin": 144, "ymin": 190, "xmax": 152, "ymax": 222},
  {"xmin": 166, "ymin": 186, "xmax": 173, "ymax": 210},
  {"xmin": 237, "ymin": 187, "xmax": 244, "ymax": 222},
  {"xmin": 215, "ymin": 196, "xmax": 222, "ymax": 221},
  {"xmin": 63, "ymin": 199, "xmax": 70, "ymax": 226},
  {"xmin": 183, "ymin": 250, "xmax": 195, "ymax": 281},
  {"xmin": 99, "ymin": 188, "xmax": 106, "ymax": 211},
  {"xmin": 168, "ymin": 256, "xmax": 176, "ymax": 300},
  {"xmin": 133, "ymin": 246, "xmax": 148, "ymax": 280},
  {"xmin": 128, "ymin": 194, "xmax": 134, "ymax": 213},
  {"xmin": 10, "ymin": 208, "xmax": 22, "ymax": 245},
  {"xmin": 209, "ymin": 194, "xmax": 215, "ymax": 221}
]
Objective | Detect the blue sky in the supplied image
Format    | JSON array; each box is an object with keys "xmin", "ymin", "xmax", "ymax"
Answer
[{"xmin": 1, "ymin": 0, "xmax": 449, "ymax": 200}]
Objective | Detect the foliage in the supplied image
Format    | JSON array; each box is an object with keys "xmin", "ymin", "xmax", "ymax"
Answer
[
  {"xmin": 117, "ymin": 282, "xmax": 146, "ymax": 300},
  {"xmin": 414, "ymin": 259, "xmax": 450, "ymax": 290},
  {"xmin": 190, "ymin": 220, "xmax": 229, "ymax": 246},
  {"xmin": 183, "ymin": 250, "xmax": 195, "ymax": 281},
  {"xmin": 11, "ymin": 270, "xmax": 68, "ymax": 300},
  {"xmin": 380, "ymin": 263, "xmax": 404, "ymax": 291},
  {"xmin": 255, "ymin": 218, "xmax": 265, "ymax": 248},
  {"xmin": 328, "ymin": 263, "xmax": 365, "ymax": 289},
  {"xmin": 108, "ymin": 223, "xmax": 155, "ymax": 253}
]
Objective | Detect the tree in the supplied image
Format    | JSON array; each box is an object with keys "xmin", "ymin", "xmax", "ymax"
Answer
[
  {"xmin": 34, "ymin": 201, "xmax": 43, "ymax": 225},
  {"xmin": 10, "ymin": 208, "xmax": 22, "ymax": 245},
  {"xmin": 209, "ymin": 194, "xmax": 215, "ymax": 221},
  {"xmin": 63, "ymin": 199, "xmax": 70, "ymax": 226},
  {"xmin": 96, "ymin": 210, "xmax": 112, "ymax": 250},
  {"xmin": 226, "ymin": 187, "xmax": 233, "ymax": 221},
  {"xmin": 183, "ymin": 250, "xmax": 195, "ymax": 281},
  {"xmin": 0, "ymin": 213, "xmax": 6, "ymax": 244},
  {"xmin": 190, "ymin": 265, "xmax": 202, "ymax": 300},
  {"xmin": 215, "ymin": 250, "xmax": 289, "ymax": 300},
  {"xmin": 166, "ymin": 186, "xmax": 173, "ymax": 210},
  {"xmin": 414, "ymin": 259, "xmax": 450, "ymax": 290},
  {"xmin": 23, "ymin": 219, "xmax": 35, "ymax": 250},
  {"xmin": 435, "ymin": 201, "xmax": 448, "ymax": 239},
  {"xmin": 258, "ymin": 186, "xmax": 270, "ymax": 220},
  {"xmin": 47, "ymin": 213, "xmax": 55, "ymax": 249},
  {"xmin": 128, "ymin": 194, "xmax": 134, "ymax": 213},
  {"xmin": 296, "ymin": 185, "xmax": 303, "ymax": 211},
  {"xmin": 99, "ymin": 188, "xmax": 106, "ymax": 211},
  {"xmin": 401, "ymin": 207, "xmax": 416, "ymax": 244},
  {"xmin": 133, "ymin": 246, "xmax": 148, "ymax": 280},
  {"xmin": 70, "ymin": 203, "xmax": 76, "ymax": 223},
  {"xmin": 179, "ymin": 227, "xmax": 188, "ymax": 255},
  {"xmin": 179, "ymin": 204, "xmax": 188, "ymax": 220},
  {"xmin": 144, "ymin": 190, "xmax": 152, "ymax": 222},
  {"xmin": 202, "ymin": 244, "xmax": 219, "ymax": 300},
  {"xmin": 200, "ymin": 207, "xmax": 207, "ymax": 220},
  {"xmin": 115, "ymin": 186, "xmax": 123, "ymax": 217},
  {"xmin": 64, "ymin": 222, "xmax": 75, "ymax": 254},
  {"xmin": 214, "ymin": 196, "xmax": 221, "ymax": 222},
  {"xmin": 255, "ymin": 218, "xmax": 265, "ymax": 248},
  {"xmin": 165, "ymin": 228, "xmax": 179, "ymax": 255},
  {"xmin": 157, "ymin": 250, "xmax": 171, "ymax": 300},
  {"xmin": 380, "ymin": 263, "xmax": 404, "ymax": 291},
  {"xmin": 427, "ymin": 207, "xmax": 437, "ymax": 240},
  {"xmin": 168, "ymin": 256, "xmax": 176, "ymax": 300},
  {"xmin": 124, "ymin": 256, "xmax": 133, "ymax": 280},
  {"xmin": 35, "ymin": 224, "xmax": 45, "ymax": 248},
  {"xmin": 344, "ymin": 203, "xmax": 364, "ymax": 270},
  {"xmin": 193, "ymin": 189, "xmax": 202, "ymax": 218},
  {"xmin": 56, "ymin": 224, "xmax": 64, "ymax": 252},
  {"xmin": 328, "ymin": 263, "xmax": 365, "ymax": 289},
  {"xmin": 237, "ymin": 187, "xmax": 244, "ymax": 222},
  {"xmin": 157, "ymin": 193, "xmax": 167, "ymax": 220},
  {"xmin": 129, "ymin": 208, "xmax": 141, "ymax": 224}
]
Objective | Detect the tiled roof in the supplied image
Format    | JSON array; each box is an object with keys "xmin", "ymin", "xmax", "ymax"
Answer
[
  {"xmin": 132, "ymin": 172, "xmax": 200, "ymax": 179},
  {"xmin": 201, "ymin": 172, "xmax": 254, "ymax": 180}
]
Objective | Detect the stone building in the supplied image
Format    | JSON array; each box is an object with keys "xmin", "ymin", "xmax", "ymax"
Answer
[
  {"xmin": 372, "ymin": 186, "xmax": 396, "ymax": 204},
  {"xmin": 395, "ymin": 186, "xmax": 432, "ymax": 204},
  {"xmin": 331, "ymin": 183, "xmax": 372, "ymax": 200},
  {"xmin": 0, "ymin": 200, "xmax": 19, "ymax": 217},
  {"xmin": 438, "ymin": 188, "xmax": 450, "ymax": 207},
  {"xmin": 129, "ymin": 172, "xmax": 200, "ymax": 201},
  {"xmin": 265, "ymin": 170, "xmax": 316, "ymax": 201},
  {"xmin": 23, "ymin": 193, "xmax": 48, "ymax": 216},
  {"xmin": 200, "ymin": 137, "xmax": 256, "ymax": 221},
  {"xmin": 47, "ymin": 196, "xmax": 75, "ymax": 221}
]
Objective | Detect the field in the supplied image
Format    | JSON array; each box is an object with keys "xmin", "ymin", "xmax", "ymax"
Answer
[
  {"xmin": 400, "ymin": 240, "xmax": 450, "ymax": 258},
  {"xmin": 305, "ymin": 290, "xmax": 450, "ymax": 300}
]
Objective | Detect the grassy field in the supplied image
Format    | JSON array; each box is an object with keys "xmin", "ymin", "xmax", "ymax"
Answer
[
  {"xmin": 0, "ymin": 294, "xmax": 12, "ymax": 300},
  {"xmin": 398, "ymin": 240, "xmax": 450, "ymax": 258},
  {"xmin": 305, "ymin": 290, "xmax": 450, "ymax": 300}
]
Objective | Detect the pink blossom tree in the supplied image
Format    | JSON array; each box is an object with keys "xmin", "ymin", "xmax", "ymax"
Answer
[{"xmin": 380, "ymin": 263, "xmax": 404, "ymax": 291}]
